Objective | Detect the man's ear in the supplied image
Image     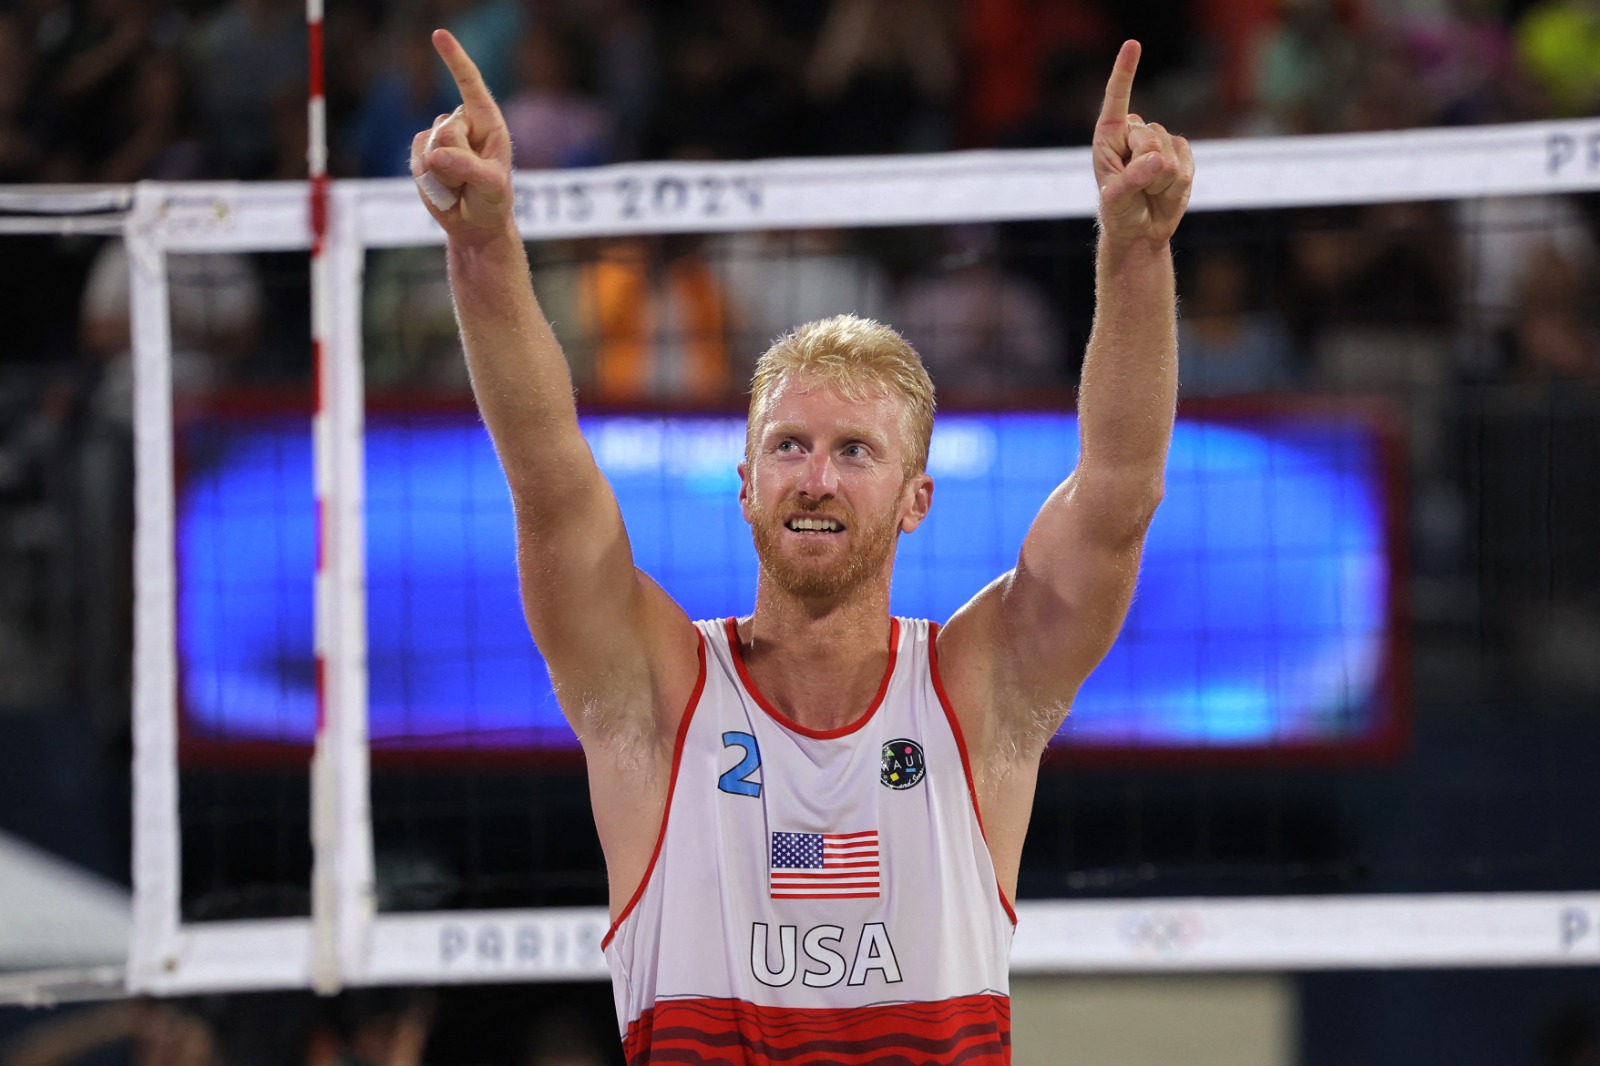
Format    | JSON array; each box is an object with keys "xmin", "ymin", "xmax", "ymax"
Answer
[
  {"xmin": 899, "ymin": 473, "xmax": 933, "ymax": 533},
  {"xmin": 738, "ymin": 461, "xmax": 752, "ymax": 524}
]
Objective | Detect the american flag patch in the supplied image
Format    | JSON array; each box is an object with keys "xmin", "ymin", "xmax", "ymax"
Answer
[{"xmin": 769, "ymin": 830, "xmax": 880, "ymax": 899}]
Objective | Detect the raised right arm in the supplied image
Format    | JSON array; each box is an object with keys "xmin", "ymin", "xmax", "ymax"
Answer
[{"xmin": 410, "ymin": 31, "xmax": 698, "ymax": 760}]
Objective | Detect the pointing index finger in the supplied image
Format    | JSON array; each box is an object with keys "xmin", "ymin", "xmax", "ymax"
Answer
[
  {"xmin": 433, "ymin": 28, "xmax": 494, "ymax": 114},
  {"xmin": 1097, "ymin": 40, "xmax": 1142, "ymax": 131}
]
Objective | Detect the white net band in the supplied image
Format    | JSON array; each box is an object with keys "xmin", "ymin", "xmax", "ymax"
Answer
[
  {"xmin": 6, "ymin": 117, "xmax": 1589, "ymax": 248},
  {"xmin": 118, "ymin": 891, "xmax": 1600, "ymax": 995}
]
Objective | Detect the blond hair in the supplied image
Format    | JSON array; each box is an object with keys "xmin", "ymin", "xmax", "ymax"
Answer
[{"xmin": 747, "ymin": 315, "xmax": 936, "ymax": 474}]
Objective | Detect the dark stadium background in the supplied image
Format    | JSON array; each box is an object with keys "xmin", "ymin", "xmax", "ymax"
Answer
[{"xmin": 3, "ymin": 0, "xmax": 1600, "ymax": 1063}]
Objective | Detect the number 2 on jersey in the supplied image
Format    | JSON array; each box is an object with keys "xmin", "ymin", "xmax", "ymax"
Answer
[{"xmin": 718, "ymin": 732, "xmax": 762, "ymax": 798}]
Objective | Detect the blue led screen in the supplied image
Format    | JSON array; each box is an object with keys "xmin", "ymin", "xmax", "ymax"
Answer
[{"xmin": 177, "ymin": 409, "xmax": 1396, "ymax": 755}]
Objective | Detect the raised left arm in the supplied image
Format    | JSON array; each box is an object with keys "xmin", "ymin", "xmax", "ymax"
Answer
[{"xmin": 940, "ymin": 40, "xmax": 1194, "ymax": 776}]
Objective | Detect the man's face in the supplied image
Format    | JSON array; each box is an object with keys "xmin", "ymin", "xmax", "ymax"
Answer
[{"xmin": 739, "ymin": 375, "xmax": 932, "ymax": 602}]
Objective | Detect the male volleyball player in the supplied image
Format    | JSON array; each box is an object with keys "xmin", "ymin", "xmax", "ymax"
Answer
[{"xmin": 413, "ymin": 30, "xmax": 1192, "ymax": 1065}]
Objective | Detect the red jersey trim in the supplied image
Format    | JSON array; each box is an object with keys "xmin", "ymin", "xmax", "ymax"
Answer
[
  {"xmin": 622, "ymin": 991, "xmax": 1011, "ymax": 1066},
  {"xmin": 602, "ymin": 630, "xmax": 708, "ymax": 951},
  {"xmin": 928, "ymin": 622, "xmax": 1019, "ymax": 927},
  {"xmin": 723, "ymin": 616, "xmax": 901, "ymax": 740}
]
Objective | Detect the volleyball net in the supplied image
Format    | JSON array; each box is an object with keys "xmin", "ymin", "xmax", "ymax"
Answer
[{"xmin": 5, "ymin": 116, "xmax": 1599, "ymax": 997}]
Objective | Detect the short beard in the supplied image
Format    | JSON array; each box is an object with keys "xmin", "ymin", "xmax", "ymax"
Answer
[{"xmin": 749, "ymin": 491, "xmax": 903, "ymax": 603}]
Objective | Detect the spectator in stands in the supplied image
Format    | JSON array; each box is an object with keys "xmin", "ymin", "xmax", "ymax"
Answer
[
  {"xmin": 718, "ymin": 0, "xmax": 809, "ymax": 156},
  {"xmin": 1247, "ymin": 0, "xmax": 1367, "ymax": 134},
  {"xmin": 894, "ymin": 224, "xmax": 1066, "ymax": 394},
  {"xmin": 363, "ymin": 243, "xmax": 473, "ymax": 394},
  {"xmin": 1455, "ymin": 194, "xmax": 1599, "ymax": 378},
  {"xmin": 958, "ymin": 0, "xmax": 1111, "ymax": 147},
  {"xmin": 646, "ymin": 22, "xmax": 733, "ymax": 159},
  {"xmin": 7, "ymin": 0, "xmax": 204, "ymax": 182},
  {"xmin": 1288, "ymin": 201, "xmax": 1458, "ymax": 482},
  {"xmin": 93, "ymin": 46, "xmax": 206, "ymax": 182},
  {"xmin": 1192, "ymin": 0, "xmax": 1279, "ymax": 116},
  {"xmin": 647, "ymin": 2, "xmax": 801, "ymax": 161},
  {"xmin": 804, "ymin": 0, "xmax": 959, "ymax": 155},
  {"xmin": 1001, "ymin": 47, "xmax": 1103, "ymax": 149},
  {"xmin": 188, "ymin": 0, "xmax": 306, "ymax": 179},
  {"xmin": 73, "ymin": 230, "xmax": 256, "ymax": 725},
  {"xmin": 350, "ymin": 29, "xmax": 453, "ymax": 178},
  {"xmin": 1510, "ymin": 242, "xmax": 1600, "ymax": 380},
  {"xmin": 992, "ymin": 46, "xmax": 1106, "ymax": 372},
  {"xmin": 322, "ymin": 4, "xmax": 381, "ymax": 178},
  {"xmin": 1394, "ymin": 0, "xmax": 1518, "ymax": 126},
  {"xmin": 1517, "ymin": 0, "xmax": 1600, "ymax": 116},
  {"xmin": 1469, "ymin": 235, "xmax": 1600, "ymax": 698},
  {"xmin": 575, "ymin": 236, "xmax": 735, "ymax": 402},
  {"xmin": 305, "ymin": 990, "xmax": 433, "ymax": 1066},
  {"xmin": 1176, "ymin": 243, "xmax": 1297, "ymax": 396},
  {"xmin": 505, "ymin": 23, "xmax": 612, "ymax": 171},
  {"xmin": 715, "ymin": 228, "xmax": 893, "ymax": 379},
  {"xmin": 31, "ymin": 0, "xmax": 166, "ymax": 181},
  {"xmin": 0, "ymin": 999, "xmax": 219, "ymax": 1066},
  {"xmin": 1286, "ymin": 201, "xmax": 1457, "ymax": 394},
  {"xmin": 79, "ymin": 240, "xmax": 264, "ymax": 411},
  {"xmin": 577, "ymin": 0, "xmax": 655, "ymax": 160},
  {"xmin": 1339, "ymin": 36, "xmax": 1437, "ymax": 133},
  {"xmin": 434, "ymin": 0, "xmax": 523, "ymax": 103}
]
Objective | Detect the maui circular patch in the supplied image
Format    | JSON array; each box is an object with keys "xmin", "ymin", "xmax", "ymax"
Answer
[{"xmin": 880, "ymin": 738, "xmax": 926, "ymax": 790}]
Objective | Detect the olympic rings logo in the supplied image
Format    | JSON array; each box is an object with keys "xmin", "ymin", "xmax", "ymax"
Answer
[{"xmin": 1118, "ymin": 910, "xmax": 1204, "ymax": 956}]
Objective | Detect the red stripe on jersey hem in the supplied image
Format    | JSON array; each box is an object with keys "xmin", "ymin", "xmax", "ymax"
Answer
[
  {"xmin": 928, "ymin": 622, "xmax": 1019, "ymax": 927},
  {"xmin": 723, "ymin": 617, "xmax": 900, "ymax": 739},
  {"xmin": 622, "ymin": 992, "xmax": 1010, "ymax": 1065},
  {"xmin": 603, "ymin": 630, "xmax": 709, "ymax": 951}
]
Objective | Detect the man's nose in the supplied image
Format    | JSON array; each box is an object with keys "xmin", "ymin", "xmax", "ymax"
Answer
[{"xmin": 797, "ymin": 451, "xmax": 839, "ymax": 498}]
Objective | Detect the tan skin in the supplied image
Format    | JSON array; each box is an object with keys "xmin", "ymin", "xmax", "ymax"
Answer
[
  {"xmin": 736, "ymin": 376, "xmax": 932, "ymax": 733},
  {"xmin": 413, "ymin": 32, "xmax": 1192, "ymax": 914}
]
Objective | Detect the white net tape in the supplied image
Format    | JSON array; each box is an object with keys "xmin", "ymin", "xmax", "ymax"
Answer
[
  {"xmin": 50, "ymin": 118, "xmax": 1600, "ymax": 253},
  {"xmin": 6, "ymin": 117, "xmax": 1600, "ymax": 996}
]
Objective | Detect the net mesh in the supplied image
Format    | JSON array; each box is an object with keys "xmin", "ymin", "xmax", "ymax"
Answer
[
  {"xmin": 166, "ymin": 249, "xmax": 316, "ymax": 923},
  {"xmin": 3, "ymin": 123, "xmax": 1596, "ymax": 995},
  {"xmin": 356, "ymin": 199, "xmax": 1600, "ymax": 920}
]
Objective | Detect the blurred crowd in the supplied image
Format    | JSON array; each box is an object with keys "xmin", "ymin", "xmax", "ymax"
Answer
[
  {"xmin": 3, "ymin": 0, "xmax": 1600, "ymax": 184},
  {"xmin": 2, "ymin": 0, "xmax": 1600, "ymax": 724},
  {"xmin": 3, "ymin": 0, "xmax": 1599, "ymax": 399},
  {"xmin": 0, "ymin": 989, "xmax": 623, "ymax": 1066}
]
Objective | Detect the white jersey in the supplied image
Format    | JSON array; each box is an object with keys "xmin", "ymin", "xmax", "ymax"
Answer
[{"xmin": 602, "ymin": 617, "xmax": 1017, "ymax": 1064}]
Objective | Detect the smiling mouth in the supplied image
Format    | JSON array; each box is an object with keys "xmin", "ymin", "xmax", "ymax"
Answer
[{"xmin": 785, "ymin": 516, "xmax": 845, "ymax": 534}]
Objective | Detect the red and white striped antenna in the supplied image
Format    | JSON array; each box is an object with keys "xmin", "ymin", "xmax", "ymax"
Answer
[{"xmin": 306, "ymin": 0, "xmax": 341, "ymax": 996}]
